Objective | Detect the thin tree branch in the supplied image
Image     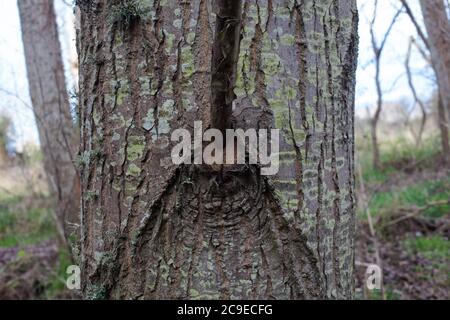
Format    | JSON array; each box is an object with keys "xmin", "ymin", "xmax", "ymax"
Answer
[
  {"xmin": 405, "ymin": 37, "xmax": 427, "ymax": 146},
  {"xmin": 399, "ymin": 0, "xmax": 430, "ymax": 50}
]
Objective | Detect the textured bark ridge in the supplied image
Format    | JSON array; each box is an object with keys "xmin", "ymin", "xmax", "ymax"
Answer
[
  {"xmin": 233, "ymin": 0, "xmax": 358, "ymax": 298},
  {"xmin": 77, "ymin": 0, "xmax": 358, "ymax": 299},
  {"xmin": 18, "ymin": 0, "xmax": 80, "ymax": 246}
]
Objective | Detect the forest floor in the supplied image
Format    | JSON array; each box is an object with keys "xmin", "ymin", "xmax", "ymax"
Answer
[
  {"xmin": 355, "ymin": 135, "xmax": 450, "ymax": 299},
  {"xmin": 0, "ymin": 136, "xmax": 449, "ymax": 299},
  {"xmin": 0, "ymin": 160, "xmax": 76, "ymax": 299}
]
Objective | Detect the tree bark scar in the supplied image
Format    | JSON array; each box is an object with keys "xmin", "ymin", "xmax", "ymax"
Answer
[
  {"xmin": 211, "ymin": 0, "xmax": 243, "ymax": 132},
  {"xmin": 118, "ymin": 164, "xmax": 324, "ymax": 299}
]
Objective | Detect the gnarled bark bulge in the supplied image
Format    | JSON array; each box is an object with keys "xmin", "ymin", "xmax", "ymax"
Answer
[{"xmin": 77, "ymin": 0, "xmax": 358, "ymax": 299}]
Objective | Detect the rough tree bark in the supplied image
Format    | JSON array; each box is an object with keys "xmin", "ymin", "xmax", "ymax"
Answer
[
  {"xmin": 77, "ymin": 0, "xmax": 358, "ymax": 299},
  {"xmin": 419, "ymin": 0, "xmax": 450, "ymax": 162},
  {"xmin": 18, "ymin": 0, "xmax": 81, "ymax": 246}
]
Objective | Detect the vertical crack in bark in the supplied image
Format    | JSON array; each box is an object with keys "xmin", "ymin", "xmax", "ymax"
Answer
[{"xmin": 211, "ymin": 0, "xmax": 243, "ymax": 131}]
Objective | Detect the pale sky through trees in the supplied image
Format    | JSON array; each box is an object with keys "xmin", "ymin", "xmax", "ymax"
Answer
[{"xmin": 0, "ymin": 0, "xmax": 436, "ymax": 150}]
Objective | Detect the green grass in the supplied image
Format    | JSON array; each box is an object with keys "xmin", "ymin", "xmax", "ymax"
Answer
[
  {"xmin": 42, "ymin": 248, "xmax": 74, "ymax": 299},
  {"xmin": 357, "ymin": 135, "xmax": 449, "ymax": 220},
  {"xmin": 362, "ymin": 166, "xmax": 393, "ymax": 185},
  {"xmin": 367, "ymin": 178, "xmax": 450, "ymax": 219},
  {"xmin": 405, "ymin": 235, "xmax": 450, "ymax": 282},
  {"xmin": 0, "ymin": 195, "xmax": 56, "ymax": 248},
  {"xmin": 357, "ymin": 135, "xmax": 442, "ymax": 185},
  {"xmin": 380, "ymin": 136, "xmax": 441, "ymax": 168},
  {"xmin": 405, "ymin": 235, "xmax": 450, "ymax": 258},
  {"xmin": 364, "ymin": 287, "xmax": 402, "ymax": 300},
  {"xmin": 0, "ymin": 193, "xmax": 73, "ymax": 299}
]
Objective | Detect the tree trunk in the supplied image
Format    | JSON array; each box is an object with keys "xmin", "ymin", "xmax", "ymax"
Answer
[
  {"xmin": 437, "ymin": 90, "xmax": 450, "ymax": 161},
  {"xmin": 18, "ymin": 0, "xmax": 81, "ymax": 246},
  {"xmin": 370, "ymin": 119, "xmax": 381, "ymax": 170},
  {"xmin": 420, "ymin": 0, "xmax": 450, "ymax": 162},
  {"xmin": 368, "ymin": 2, "xmax": 399, "ymax": 170},
  {"xmin": 0, "ymin": 116, "xmax": 11, "ymax": 166},
  {"xmin": 78, "ymin": 0, "xmax": 358, "ymax": 300},
  {"xmin": 405, "ymin": 38, "xmax": 427, "ymax": 147}
]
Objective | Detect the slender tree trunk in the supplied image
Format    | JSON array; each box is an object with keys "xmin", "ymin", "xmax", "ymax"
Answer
[
  {"xmin": 0, "ymin": 145, "xmax": 8, "ymax": 166},
  {"xmin": 0, "ymin": 116, "xmax": 10, "ymax": 166},
  {"xmin": 437, "ymin": 91, "xmax": 450, "ymax": 160},
  {"xmin": 369, "ymin": 2, "xmax": 400, "ymax": 170},
  {"xmin": 405, "ymin": 38, "xmax": 427, "ymax": 147},
  {"xmin": 18, "ymin": 0, "xmax": 80, "ymax": 246},
  {"xmin": 371, "ymin": 60, "xmax": 382, "ymax": 170},
  {"xmin": 78, "ymin": 0, "xmax": 358, "ymax": 300},
  {"xmin": 370, "ymin": 119, "xmax": 381, "ymax": 169},
  {"xmin": 420, "ymin": 0, "xmax": 450, "ymax": 162}
]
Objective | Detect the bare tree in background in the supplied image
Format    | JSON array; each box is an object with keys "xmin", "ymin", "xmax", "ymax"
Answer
[
  {"xmin": 405, "ymin": 38, "xmax": 427, "ymax": 146},
  {"xmin": 369, "ymin": 0, "xmax": 400, "ymax": 170},
  {"xmin": 419, "ymin": 0, "xmax": 450, "ymax": 163},
  {"xmin": 400, "ymin": 0, "xmax": 450, "ymax": 163},
  {"xmin": 0, "ymin": 116, "xmax": 12, "ymax": 166},
  {"xmin": 18, "ymin": 0, "xmax": 80, "ymax": 248},
  {"xmin": 77, "ymin": 0, "xmax": 358, "ymax": 299}
]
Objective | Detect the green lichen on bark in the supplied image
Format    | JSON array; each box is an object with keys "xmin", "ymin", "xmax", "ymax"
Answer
[
  {"xmin": 233, "ymin": 0, "xmax": 358, "ymax": 298},
  {"xmin": 85, "ymin": 283, "xmax": 107, "ymax": 300},
  {"xmin": 108, "ymin": 0, "xmax": 147, "ymax": 28},
  {"xmin": 78, "ymin": 0, "xmax": 358, "ymax": 300}
]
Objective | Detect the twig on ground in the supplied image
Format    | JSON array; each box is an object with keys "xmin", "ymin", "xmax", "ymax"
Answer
[{"xmin": 381, "ymin": 200, "xmax": 450, "ymax": 229}]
